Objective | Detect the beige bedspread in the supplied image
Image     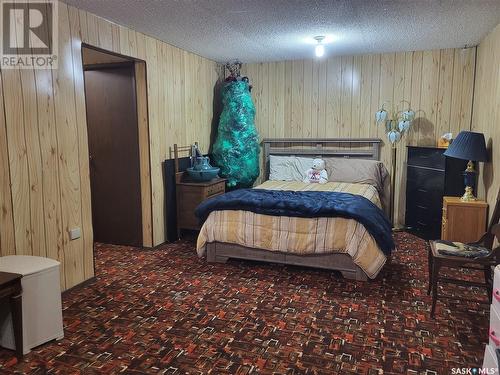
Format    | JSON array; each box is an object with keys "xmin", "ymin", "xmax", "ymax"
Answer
[{"xmin": 196, "ymin": 180, "xmax": 387, "ymax": 278}]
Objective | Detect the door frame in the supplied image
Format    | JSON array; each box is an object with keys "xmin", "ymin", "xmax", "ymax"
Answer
[{"xmin": 81, "ymin": 44, "xmax": 153, "ymax": 248}]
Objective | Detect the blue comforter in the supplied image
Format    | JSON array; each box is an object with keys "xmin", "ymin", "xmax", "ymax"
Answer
[{"xmin": 195, "ymin": 189, "xmax": 394, "ymax": 255}]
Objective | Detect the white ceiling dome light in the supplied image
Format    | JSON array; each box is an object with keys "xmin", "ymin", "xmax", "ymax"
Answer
[{"xmin": 314, "ymin": 36, "xmax": 325, "ymax": 58}]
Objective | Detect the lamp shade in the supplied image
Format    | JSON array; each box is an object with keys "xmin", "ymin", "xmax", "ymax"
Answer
[{"xmin": 443, "ymin": 131, "xmax": 488, "ymax": 162}]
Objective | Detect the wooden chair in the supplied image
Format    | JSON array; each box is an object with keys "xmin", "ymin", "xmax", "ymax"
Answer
[{"xmin": 428, "ymin": 189, "xmax": 500, "ymax": 318}]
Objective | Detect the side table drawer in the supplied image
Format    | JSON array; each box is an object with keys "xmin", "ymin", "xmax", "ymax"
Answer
[{"xmin": 206, "ymin": 182, "xmax": 225, "ymax": 197}]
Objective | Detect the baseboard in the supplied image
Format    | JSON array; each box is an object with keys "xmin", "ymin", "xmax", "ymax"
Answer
[{"xmin": 62, "ymin": 276, "xmax": 97, "ymax": 296}]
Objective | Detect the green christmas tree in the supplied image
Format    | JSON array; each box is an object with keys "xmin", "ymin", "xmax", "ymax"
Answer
[{"xmin": 213, "ymin": 80, "xmax": 260, "ymax": 188}]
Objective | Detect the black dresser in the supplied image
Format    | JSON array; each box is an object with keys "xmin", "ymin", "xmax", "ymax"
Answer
[{"xmin": 405, "ymin": 146, "xmax": 467, "ymax": 240}]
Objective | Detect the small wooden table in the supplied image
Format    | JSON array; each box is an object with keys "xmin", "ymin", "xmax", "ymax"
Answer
[
  {"xmin": 0, "ymin": 272, "xmax": 23, "ymax": 357},
  {"xmin": 175, "ymin": 172, "xmax": 226, "ymax": 238}
]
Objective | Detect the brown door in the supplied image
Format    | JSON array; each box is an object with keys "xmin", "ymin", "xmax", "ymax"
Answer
[{"xmin": 84, "ymin": 64, "xmax": 143, "ymax": 246}]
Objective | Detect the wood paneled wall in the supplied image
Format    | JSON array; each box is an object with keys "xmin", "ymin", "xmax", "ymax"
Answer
[
  {"xmin": 0, "ymin": 0, "xmax": 493, "ymax": 291},
  {"xmin": 241, "ymin": 48, "xmax": 476, "ymax": 225},
  {"xmin": 473, "ymin": 23, "xmax": 500, "ymax": 219},
  {"xmin": 0, "ymin": 1, "xmax": 220, "ymax": 290}
]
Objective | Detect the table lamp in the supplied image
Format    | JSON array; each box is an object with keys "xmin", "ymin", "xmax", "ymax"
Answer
[{"xmin": 443, "ymin": 131, "xmax": 488, "ymax": 201}]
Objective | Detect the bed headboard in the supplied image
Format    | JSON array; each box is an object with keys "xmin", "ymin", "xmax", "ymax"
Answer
[{"xmin": 262, "ymin": 138, "xmax": 382, "ymax": 180}]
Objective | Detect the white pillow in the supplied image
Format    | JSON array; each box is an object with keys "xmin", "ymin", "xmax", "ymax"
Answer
[{"xmin": 269, "ymin": 155, "xmax": 314, "ymax": 181}]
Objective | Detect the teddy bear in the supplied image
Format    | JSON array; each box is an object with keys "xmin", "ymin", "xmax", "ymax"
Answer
[{"xmin": 303, "ymin": 158, "xmax": 328, "ymax": 184}]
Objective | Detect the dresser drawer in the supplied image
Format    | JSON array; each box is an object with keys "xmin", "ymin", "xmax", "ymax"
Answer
[
  {"xmin": 404, "ymin": 215, "xmax": 441, "ymax": 240},
  {"xmin": 407, "ymin": 167, "xmax": 445, "ymax": 200},
  {"xmin": 406, "ymin": 167, "xmax": 444, "ymax": 220},
  {"xmin": 412, "ymin": 215, "xmax": 440, "ymax": 232},
  {"xmin": 407, "ymin": 147, "xmax": 446, "ymax": 170}
]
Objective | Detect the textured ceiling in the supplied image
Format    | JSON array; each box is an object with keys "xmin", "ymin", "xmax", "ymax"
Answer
[{"xmin": 65, "ymin": 0, "xmax": 500, "ymax": 63}]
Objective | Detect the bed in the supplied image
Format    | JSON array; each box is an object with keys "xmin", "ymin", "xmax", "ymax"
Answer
[{"xmin": 196, "ymin": 138, "xmax": 393, "ymax": 281}]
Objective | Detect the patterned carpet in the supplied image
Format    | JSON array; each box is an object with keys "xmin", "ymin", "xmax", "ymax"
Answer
[{"xmin": 0, "ymin": 232, "xmax": 489, "ymax": 374}]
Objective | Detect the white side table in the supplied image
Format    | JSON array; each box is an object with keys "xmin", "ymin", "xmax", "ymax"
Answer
[{"xmin": 0, "ymin": 256, "xmax": 64, "ymax": 355}]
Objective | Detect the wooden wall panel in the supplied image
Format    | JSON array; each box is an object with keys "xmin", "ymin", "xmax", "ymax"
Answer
[
  {"xmin": 69, "ymin": 6, "xmax": 94, "ymax": 280},
  {"xmin": 135, "ymin": 62, "xmax": 153, "ymax": 248},
  {"xmin": 241, "ymin": 47, "xmax": 476, "ymax": 225},
  {"xmin": 472, "ymin": 23, "xmax": 500, "ymax": 220},
  {"xmin": 394, "ymin": 52, "xmax": 414, "ymax": 225},
  {"xmin": 20, "ymin": 69, "xmax": 46, "ymax": 259},
  {"xmin": 144, "ymin": 36, "xmax": 162, "ymax": 246},
  {"xmin": 0, "ymin": 1, "xmax": 220, "ymax": 289},
  {"xmin": 52, "ymin": 4, "xmax": 85, "ymax": 289},
  {"xmin": 3, "ymin": 69, "xmax": 32, "ymax": 256},
  {"xmin": 35, "ymin": 65, "xmax": 65, "ymax": 277},
  {"xmin": 0, "ymin": 74, "xmax": 16, "ymax": 256}
]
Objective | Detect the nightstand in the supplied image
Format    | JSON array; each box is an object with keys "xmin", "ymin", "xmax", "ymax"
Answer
[
  {"xmin": 175, "ymin": 172, "xmax": 226, "ymax": 238},
  {"xmin": 441, "ymin": 196, "xmax": 488, "ymax": 243}
]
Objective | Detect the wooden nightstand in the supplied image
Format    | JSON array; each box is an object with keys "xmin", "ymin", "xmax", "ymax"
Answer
[
  {"xmin": 441, "ymin": 196, "xmax": 488, "ymax": 243},
  {"xmin": 175, "ymin": 172, "xmax": 226, "ymax": 238}
]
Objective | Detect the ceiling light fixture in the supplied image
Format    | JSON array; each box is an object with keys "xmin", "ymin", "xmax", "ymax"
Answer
[{"xmin": 314, "ymin": 36, "xmax": 325, "ymax": 58}]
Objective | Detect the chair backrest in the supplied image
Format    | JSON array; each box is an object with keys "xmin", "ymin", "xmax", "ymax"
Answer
[{"xmin": 485, "ymin": 188, "xmax": 500, "ymax": 249}]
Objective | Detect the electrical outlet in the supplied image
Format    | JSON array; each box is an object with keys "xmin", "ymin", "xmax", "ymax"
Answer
[{"xmin": 69, "ymin": 227, "xmax": 81, "ymax": 240}]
